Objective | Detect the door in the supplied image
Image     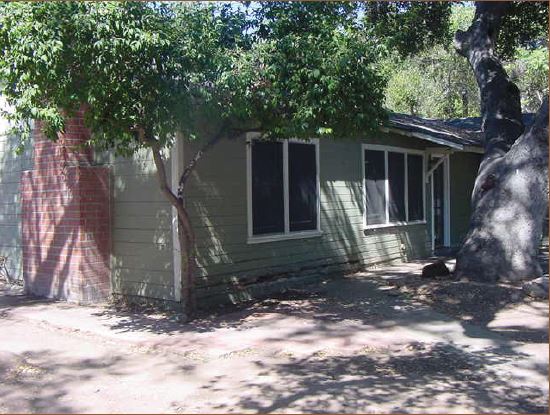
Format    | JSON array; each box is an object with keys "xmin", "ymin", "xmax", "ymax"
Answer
[
  {"xmin": 430, "ymin": 155, "xmax": 450, "ymax": 251},
  {"xmin": 433, "ymin": 162, "xmax": 445, "ymax": 249}
]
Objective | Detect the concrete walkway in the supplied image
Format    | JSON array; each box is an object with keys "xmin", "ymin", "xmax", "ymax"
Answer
[{"xmin": 0, "ymin": 262, "xmax": 547, "ymax": 413}]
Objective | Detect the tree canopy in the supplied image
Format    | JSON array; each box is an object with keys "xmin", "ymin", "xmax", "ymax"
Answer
[
  {"xmin": 383, "ymin": 2, "xmax": 548, "ymax": 118},
  {"xmin": 0, "ymin": 1, "xmax": 391, "ymax": 155}
]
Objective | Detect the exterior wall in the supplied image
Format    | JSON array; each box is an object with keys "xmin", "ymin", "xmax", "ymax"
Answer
[
  {"xmin": 185, "ymin": 132, "xmax": 433, "ymax": 306},
  {"xmin": 21, "ymin": 114, "xmax": 111, "ymax": 303},
  {"xmin": 449, "ymin": 151, "xmax": 482, "ymax": 247},
  {"xmin": 0, "ymin": 104, "xmax": 481, "ymax": 307},
  {"xmin": 103, "ymin": 148, "xmax": 176, "ymax": 302},
  {"xmin": 0, "ymin": 99, "xmax": 32, "ymax": 282}
]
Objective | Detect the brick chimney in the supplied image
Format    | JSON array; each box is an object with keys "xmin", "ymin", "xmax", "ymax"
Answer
[{"xmin": 21, "ymin": 109, "xmax": 111, "ymax": 303}]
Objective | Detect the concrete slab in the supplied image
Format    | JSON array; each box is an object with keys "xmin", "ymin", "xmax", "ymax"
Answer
[{"xmin": 0, "ymin": 262, "xmax": 547, "ymax": 414}]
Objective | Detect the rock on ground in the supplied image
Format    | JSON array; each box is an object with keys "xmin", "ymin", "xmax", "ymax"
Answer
[{"xmin": 523, "ymin": 276, "xmax": 549, "ymax": 299}]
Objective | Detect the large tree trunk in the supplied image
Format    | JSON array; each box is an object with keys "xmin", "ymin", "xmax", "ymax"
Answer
[{"xmin": 453, "ymin": 2, "xmax": 549, "ymax": 282}]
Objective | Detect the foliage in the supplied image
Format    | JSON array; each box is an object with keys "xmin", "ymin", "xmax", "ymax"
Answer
[
  {"xmin": 363, "ymin": 2, "xmax": 452, "ymax": 57},
  {"xmin": 383, "ymin": 44, "xmax": 479, "ymax": 119},
  {"xmin": 505, "ymin": 47, "xmax": 549, "ymax": 113},
  {"xmin": 0, "ymin": 1, "xmax": 389, "ymax": 152},
  {"xmin": 0, "ymin": 2, "xmax": 237, "ymax": 155},
  {"xmin": 498, "ymin": 1, "xmax": 548, "ymax": 60},
  {"xmin": 382, "ymin": 2, "xmax": 548, "ymax": 118},
  {"xmin": 223, "ymin": 2, "xmax": 387, "ymax": 139}
]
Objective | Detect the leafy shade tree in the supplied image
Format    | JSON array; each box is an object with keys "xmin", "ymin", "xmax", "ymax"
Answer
[
  {"xmin": 225, "ymin": 1, "xmax": 388, "ymax": 139},
  {"xmin": 506, "ymin": 47, "xmax": 549, "ymax": 113},
  {"xmin": 0, "ymin": 1, "xmax": 238, "ymax": 314},
  {"xmin": 384, "ymin": 44, "xmax": 479, "ymax": 118},
  {"xmin": 383, "ymin": 2, "xmax": 547, "ymax": 118},
  {"xmin": 363, "ymin": 1, "xmax": 452, "ymax": 57},
  {"xmin": 0, "ymin": 1, "xmax": 388, "ymax": 315},
  {"xmin": 453, "ymin": 1, "xmax": 549, "ymax": 282}
]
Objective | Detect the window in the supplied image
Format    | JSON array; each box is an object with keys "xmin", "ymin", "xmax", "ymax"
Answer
[
  {"xmin": 247, "ymin": 138, "xmax": 320, "ymax": 243},
  {"xmin": 363, "ymin": 145, "xmax": 425, "ymax": 228}
]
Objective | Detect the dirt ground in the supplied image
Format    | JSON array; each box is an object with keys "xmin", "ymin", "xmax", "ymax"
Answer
[{"xmin": 0, "ymin": 259, "xmax": 548, "ymax": 414}]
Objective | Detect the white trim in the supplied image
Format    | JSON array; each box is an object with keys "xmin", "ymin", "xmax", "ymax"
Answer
[
  {"xmin": 247, "ymin": 230, "xmax": 323, "ymax": 244},
  {"xmin": 362, "ymin": 143, "xmax": 426, "ymax": 230},
  {"xmin": 366, "ymin": 221, "xmax": 427, "ymax": 230},
  {"xmin": 246, "ymin": 137, "xmax": 321, "ymax": 244},
  {"xmin": 171, "ymin": 137, "xmax": 183, "ymax": 302},
  {"xmin": 363, "ymin": 143, "xmax": 425, "ymax": 155},
  {"xmin": 379, "ymin": 126, "xmax": 465, "ymax": 150}
]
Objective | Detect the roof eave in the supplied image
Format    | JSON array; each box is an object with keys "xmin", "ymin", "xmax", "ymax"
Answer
[{"xmin": 380, "ymin": 126, "xmax": 464, "ymax": 150}]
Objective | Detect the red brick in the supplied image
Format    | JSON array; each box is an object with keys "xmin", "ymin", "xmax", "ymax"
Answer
[{"xmin": 22, "ymin": 108, "xmax": 111, "ymax": 303}]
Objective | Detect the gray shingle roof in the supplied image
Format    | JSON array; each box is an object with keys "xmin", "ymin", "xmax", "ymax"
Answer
[{"xmin": 386, "ymin": 113, "xmax": 535, "ymax": 150}]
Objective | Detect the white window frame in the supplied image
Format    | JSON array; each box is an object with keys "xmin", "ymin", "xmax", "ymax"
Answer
[
  {"xmin": 246, "ymin": 134, "xmax": 322, "ymax": 244},
  {"xmin": 362, "ymin": 143, "xmax": 426, "ymax": 230}
]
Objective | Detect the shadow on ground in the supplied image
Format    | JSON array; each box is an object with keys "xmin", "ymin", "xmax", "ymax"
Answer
[
  {"xmin": 0, "ymin": 350, "xmax": 127, "ymax": 414},
  {"xmin": 177, "ymin": 342, "xmax": 546, "ymax": 414}
]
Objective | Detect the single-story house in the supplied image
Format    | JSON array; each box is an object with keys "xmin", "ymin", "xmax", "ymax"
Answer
[{"xmin": 1, "ymin": 107, "xmax": 508, "ymax": 308}]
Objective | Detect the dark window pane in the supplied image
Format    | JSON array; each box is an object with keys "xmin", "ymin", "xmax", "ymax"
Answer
[
  {"xmin": 252, "ymin": 141, "xmax": 284, "ymax": 235},
  {"xmin": 365, "ymin": 149, "xmax": 386, "ymax": 225},
  {"xmin": 407, "ymin": 154, "xmax": 424, "ymax": 221},
  {"xmin": 388, "ymin": 152, "xmax": 406, "ymax": 222},
  {"xmin": 289, "ymin": 143, "xmax": 318, "ymax": 232}
]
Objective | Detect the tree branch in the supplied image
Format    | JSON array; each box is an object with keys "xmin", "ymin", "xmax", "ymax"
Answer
[
  {"xmin": 454, "ymin": 2, "xmax": 523, "ymax": 159},
  {"xmin": 137, "ymin": 129, "xmax": 180, "ymax": 208},
  {"xmin": 177, "ymin": 122, "xmax": 231, "ymax": 197}
]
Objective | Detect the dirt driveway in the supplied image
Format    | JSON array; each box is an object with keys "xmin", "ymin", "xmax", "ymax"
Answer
[{"xmin": 0, "ymin": 261, "xmax": 547, "ymax": 414}]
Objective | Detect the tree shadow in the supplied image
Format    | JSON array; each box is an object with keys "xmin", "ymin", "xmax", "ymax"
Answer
[
  {"xmin": 189, "ymin": 342, "xmax": 547, "ymax": 413},
  {"xmin": 0, "ymin": 128, "xmax": 32, "ymax": 283},
  {"xmin": 0, "ymin": 349, "xmax": 127, "ymax": 413}
]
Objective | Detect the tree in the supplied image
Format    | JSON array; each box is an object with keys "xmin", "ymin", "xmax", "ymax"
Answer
[
  {"xmin": 506, "ymin": 47, "xmax": 549, "ymax": 113},
  {"xmin": 0, "ymin": 1, "xmax": 388, "ymax": 316},
  {"xmin": 0, "ymin": 1, "xmax": 246, "ymax": 315},
  {"xmin": 383, "ymin": 3, "xmax": 548, "ymax": 119},
  {"xmin": 384, "ymin": 44, "xmax": 480, "ymax": 118},
  {"xmin": 453, "ymin": 1, "xmax": 549, "ymax": 282},
  {"xmin": 363, "ymin": 1, "xmax": 452, "ymax": 57}
]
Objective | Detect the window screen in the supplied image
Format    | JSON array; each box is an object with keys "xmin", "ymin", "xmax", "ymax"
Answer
[
  {"xmin": 364, "ymin": 149, "xmax": 386, "ymax": 225},
  {"xmin": 407, "ymin": 154, "xmax": 424, "ymax": 221},
  {"xmin": 388, "ymin": 152, "xmax": 406, "ymax": 222},
  {"xmin": 289, "ymin": 143, "xmax": 318, "ymax": 232},
  {"xmin": 251, "ymin": 141, "xmax": 284, "ymax": 235}
]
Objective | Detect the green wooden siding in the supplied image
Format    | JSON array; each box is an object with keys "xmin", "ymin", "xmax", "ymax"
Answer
[
  {"xmin": 449, "ymin": 152, "xmax": 482, "ymax": 247},
  {"xmin": 105, "ymin": 148, "xmax": 176, "ymax": 301},
  {"xmin": 185, "ymin": 133, "xmax": 433, "ymax": 306}
]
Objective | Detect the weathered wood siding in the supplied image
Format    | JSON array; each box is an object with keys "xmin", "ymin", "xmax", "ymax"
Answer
[
  {"xmin": 0, "ymin": 103, "xmax": 32, "ymax": 282},
  {"xmin": 185, "ymin": 133, "xmax": 433, "ymax": 306}
]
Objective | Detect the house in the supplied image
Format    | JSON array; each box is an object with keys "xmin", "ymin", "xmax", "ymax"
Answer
[{"xmin": 1, "ymin": 107, "xmax": 504, "ymax": 309}]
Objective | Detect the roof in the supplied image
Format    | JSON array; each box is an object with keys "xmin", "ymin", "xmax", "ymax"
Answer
[{"xmin": 385, "ymin": 112, "xmax": 535, "ymax": 151}]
